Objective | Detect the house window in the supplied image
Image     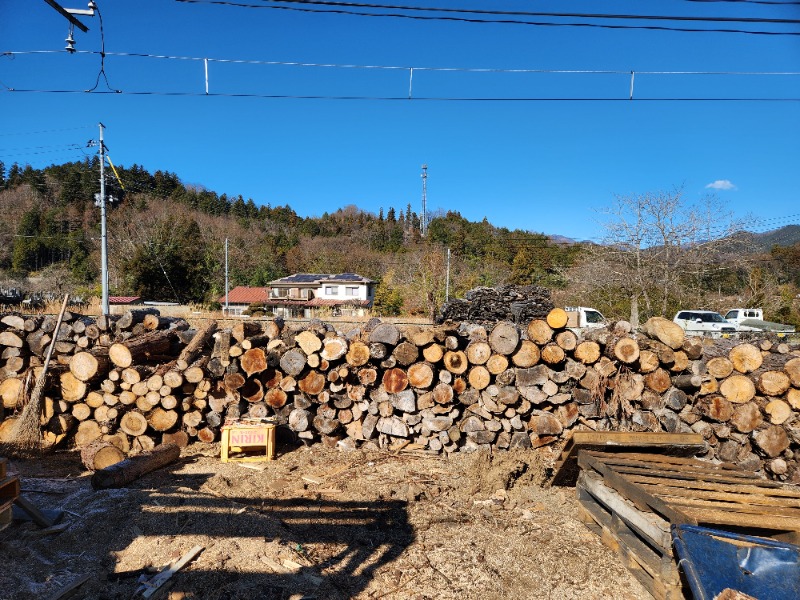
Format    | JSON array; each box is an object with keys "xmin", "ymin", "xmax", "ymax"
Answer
[
  {"xmin": 345, "ymin": 286, "xmax": 358, "ymax": 296},
  {"xmin": 325, "ymin": 286, "xmax": 339, "ymax": 295}
]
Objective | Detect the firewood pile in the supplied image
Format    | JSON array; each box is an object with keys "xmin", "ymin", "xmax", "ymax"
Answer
[
  {"xmin": 436, "ymin": 284, "xmax": 554, "ymax": 325},
  {"xmin": 0, "ymin": 308, "xmax": 798, "ymax": 483}
]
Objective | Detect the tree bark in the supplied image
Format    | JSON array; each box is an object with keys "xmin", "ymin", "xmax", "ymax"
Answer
[{"xmin": 91, "ymin": 443, "xmax": 181, "ymax": 489}]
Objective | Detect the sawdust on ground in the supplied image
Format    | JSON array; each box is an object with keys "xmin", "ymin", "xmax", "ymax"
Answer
[{"xmin": 0, "ymin": 442, "xmax": 651, "ymax": 600}]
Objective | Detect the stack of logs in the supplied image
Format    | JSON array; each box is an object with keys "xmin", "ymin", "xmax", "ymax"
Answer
[
  {"xmin": 0, "ymin": 307, "xmax": 799, "ymax": 483},
  {"xmin": 436, "ymin": 284, "xmax": 554, "ymax": 325}
]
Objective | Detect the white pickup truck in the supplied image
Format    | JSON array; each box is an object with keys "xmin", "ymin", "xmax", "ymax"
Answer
[
  {"xmin": 723, "ymin": 308, "xmax": 795, "ymax": 336},
  {"xmin": 564, "ymin": 306, "xmax": 607, "ymax": 332}
]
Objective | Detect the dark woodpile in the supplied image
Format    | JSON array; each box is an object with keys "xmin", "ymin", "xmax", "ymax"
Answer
[
  {"xmin": 436, "ymin": 285, "xmax": 554, "ymax": 325},
  {"xmin": 1, "ymin": 307, "xmax": 799, "ymax": 484}
]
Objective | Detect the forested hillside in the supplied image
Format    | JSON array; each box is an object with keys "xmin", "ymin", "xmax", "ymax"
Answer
[{"xmin": 0, "ymin": 158, "xmax": 798, "ymax": 325}]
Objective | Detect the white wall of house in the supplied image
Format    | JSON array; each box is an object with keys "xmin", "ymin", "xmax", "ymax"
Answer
[{"xmin": 317, "ymin": 282, "xmax": 373, "ymax": 301}]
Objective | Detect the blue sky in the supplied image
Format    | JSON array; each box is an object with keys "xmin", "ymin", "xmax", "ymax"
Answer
[{"xmin": 1, "ymin": 1, "xmax": 798, "ymax": 241}]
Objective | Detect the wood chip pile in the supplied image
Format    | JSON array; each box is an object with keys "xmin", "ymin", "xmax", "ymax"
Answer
[{"xmin": 0, "ymin": 308, "xmax": 798, "ymax": 482}]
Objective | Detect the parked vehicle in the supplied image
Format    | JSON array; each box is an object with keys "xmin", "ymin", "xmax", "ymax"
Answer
[
  {"xmin": 673, "ymin": 310, "xmax": 737, "ymax": 338},
  {"xmin": 564, "ymin": 306, "xmax": 607, "ymax": 332},
  {"xmin": 723, "ymin": 308, "xmax": 795, "ymax": 336}
]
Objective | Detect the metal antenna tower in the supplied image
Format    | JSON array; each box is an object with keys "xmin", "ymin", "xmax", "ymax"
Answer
[{"xmin": 421, "ymin": 164, "xmax": 428, "ymax": 236}]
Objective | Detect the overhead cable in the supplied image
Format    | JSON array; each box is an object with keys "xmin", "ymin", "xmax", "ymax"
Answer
[
  {"xmin": 175, "ymin": 0, "xmax": 800, "ymax": 36},
  {"xmin": 6, "ymin": 49, "xmax": 800, "ymax": 77},
  {"xmin": 4, "ymin": 89, "xmax": 799, "ymax": 101}
]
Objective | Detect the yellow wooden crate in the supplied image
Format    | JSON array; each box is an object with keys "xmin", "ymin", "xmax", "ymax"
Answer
[{"xmin": 220, "ymin": 423, "xmax": 276, "ymax": 463}]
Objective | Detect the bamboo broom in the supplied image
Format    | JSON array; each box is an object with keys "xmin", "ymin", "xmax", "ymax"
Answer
[{"xmin": 10, "ymin": 294, "xmax": 70, "ymax": 453}]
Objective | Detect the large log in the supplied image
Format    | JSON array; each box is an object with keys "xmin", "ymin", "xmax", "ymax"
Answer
[
  {"xmin": 240, "ymin": 348, "xmax": 267, "ymax": 378},
  {"xmin": 706, "ymin": 356, "xmax": 734, "ymax": 379},
  {"xmin": 488, "ymin": 321, "xmax": 519, "ymax": 355},
  {"xmin": 756, "ymin": 371, "xmax": 791, "ymax": 396},
  {"xmin": 640, "ymin": 317, "xmax": 685, "ymax": 349},
  {"xmin": 109, "ymin": 329, "xmax": 176, "ymax": 368},
  {"xmin": 119, "ymin": 411, "xmax": 149, "ymax": 437},
  {"xmin": 719, "ymin": 375, "xmax": 756, "ymax": 404},
  {"xmin": 610, "ymin": 337, "xmax": 640, "ymax": 364},
  {"xmin": 176, "ymin": 320, "xmax": 218, "ymax": 370},
  {"xmin": 91, "ymin": 443, "xmax": 181, "ymax": 489},
  {"xmin": 346, "ymin": 342, "xmax": 370, "ymax": 367},
  {"xmin": 785, "ymin": 357, "xmax": 800, "ymax": 387},
  {"xmin": 280, "ymin": 349, "xmax": 307, "ymax": 377},
  {"xmin": 511, "ymin": 340, "xmax": 540, "ymax": 368},
  {"xmin": 443, "ymin": 351, "xmax": 468, "ymax": 375},
  {"xmin": 729, "ymin": 344, "xmax": 763, "ymax": 374},
  {"xmin": 407, "ymin": 362, "xmax": 434, "ymax": 389},
  {"xmin": 81, "ymin": 440, "xmax": 126, "ymax": 471},
  {"xmin": 383, "ymin": 368, "xmax": 409, "ymax": 394},
  {"xmin": 546, "ymin": 308, "xmax": 569, "ymax": 330},
  {"xmin": 574, "ymin": 341, "xmax": 601, "ymax": 365},
  {"xmin": 116, "ymin": 308, "xmax": 160, "ymax": 330},
  {"xmin": 526, "ymin": 320, "xmax": 553, "ymax": 345}
]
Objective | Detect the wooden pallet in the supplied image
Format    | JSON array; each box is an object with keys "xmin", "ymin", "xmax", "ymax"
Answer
[
  {"xmin": 576, "ymin": 451, "xmax": 800, "ymax": 600},
  {"xmin": 551, "ymin": 431, "xmax": 707, "ymax": 487},
  {"xmin": 577, "ymin": 472, "xmax": 685, "ymax": 600},
  {"xmin": 0, "ymin": 458, "xmax": 20, "ymax": 532},
  {"xmin": 578, "ymin": 451, "xmax": 800, "ymax": 539}
]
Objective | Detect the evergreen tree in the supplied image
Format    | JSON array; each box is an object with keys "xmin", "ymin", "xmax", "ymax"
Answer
[
  {"xmin": 7, "ymin": 163, "xmax": 22, "ymax": 187},
  {"xmin": 12, "ymin": 207, "xmax": 44, "ymax": 272}
]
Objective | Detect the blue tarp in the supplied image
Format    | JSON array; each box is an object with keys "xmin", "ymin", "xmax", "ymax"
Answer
[{"xmin": 672, "ymin": 525, "xmax": 800, "ymax": 600}]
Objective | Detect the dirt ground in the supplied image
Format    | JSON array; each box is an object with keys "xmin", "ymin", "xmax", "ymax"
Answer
[{"xmin": 0, "ymin": 439, "xmax": 651, "ymax": 600}]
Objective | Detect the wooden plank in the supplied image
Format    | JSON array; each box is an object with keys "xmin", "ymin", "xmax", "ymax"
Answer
[
  {"xmin": 139, "ymin": 545, "xmax": 204, "ymax": 598},
  {"xmin": 680, "ymin": 505, "xmax": 800, "ymax": 532},
  {"xmin": 578, "ymin": 471, "xmax": 673, "ymax": 550},
  {"xmin": 576, "ymin": 489, "xmax": 685, "ymax": 599},
  {"xmin": 0, "ymin": 475, "xmax": 20, "ymax": 504},
  {"xmin": 591, "ymin": 453, "xmax": 756, "ymax": 480},
  {"xmin": 592, "ymin": 451, "xmax": 741, "ymax": 472},
  {"xmin": 46, "ymin": 574, "xmax": 91, "ymax": 600},
  {"xmin": 0, "ymin": 457, "xmax": 6, "ymax": 478},
  {"xmin": 631, "ymin": 477, "xmax": 800, "ymax": 507},
  {"xmin": 552, "ymin": 432, "xmax": 705, "ymax": 487},
  {"xmin": 606, "ymin": 464, "xmax": 774, "ymax": 488},
  {"xmin": 625, "ymin": 474, "xmax": 800, "ymax": 501},
  {"xmin": 656, "ymin": 495, "xmax": 800, "ymax": 522},
  {"xmin": 579, "ymin": 451, "xmax": 693, "ymax": 526}
]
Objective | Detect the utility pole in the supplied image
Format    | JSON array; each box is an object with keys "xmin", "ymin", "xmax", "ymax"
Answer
[
  {"xmin": 98, "ymin": 123, "xmax": 109, "ymax": 316},
  {"xmin": 224, "ymin": 238, "xmax": 229, "ymax": 315},
  {"xmin": 420, "ymin": 164, "xmax": 428, "ymax": 236},
  {"xmin": 445, "ymin": 248, "xmax": 451, "ymax": 302}
]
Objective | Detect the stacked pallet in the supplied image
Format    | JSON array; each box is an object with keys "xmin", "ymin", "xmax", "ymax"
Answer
[
  {"xmin": 0, "ymin": 458, "xmax": 19, "ymax": 531},
  {"xmin": 574, "ymin": 449, "xmax": 800, "ymax": 599},
  {"xmin": 0, "ymin": 308, "xmax": 798, "ymax": 484}
]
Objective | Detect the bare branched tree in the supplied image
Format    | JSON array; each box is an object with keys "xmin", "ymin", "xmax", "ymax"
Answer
[{"xmin": 570, "ymin": 187, "xmax": 749, "ymax": 323}]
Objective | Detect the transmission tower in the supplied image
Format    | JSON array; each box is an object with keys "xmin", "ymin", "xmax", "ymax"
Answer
[{"xmin": 421, "ymin": 164, "xmax": 428, "ymax": 236}]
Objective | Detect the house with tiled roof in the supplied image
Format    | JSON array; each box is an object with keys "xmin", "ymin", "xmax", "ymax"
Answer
[
  {"xmin": 267, "ymin": 273, "xmax": 374, "ymax": 318},
  {"xmin": 218, "ymin": 286, "xmax": 270, "ymax": 316}
]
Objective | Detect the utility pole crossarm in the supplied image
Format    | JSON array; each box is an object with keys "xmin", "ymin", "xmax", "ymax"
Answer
[{"xmin": 42, "ymin": 0, "xmax": 90, "ymax": 32}]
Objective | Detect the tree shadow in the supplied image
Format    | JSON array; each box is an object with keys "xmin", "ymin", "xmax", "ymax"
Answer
[{"xmin": 100, "ymin": 459, "xmax": 415, "ymax": 600}]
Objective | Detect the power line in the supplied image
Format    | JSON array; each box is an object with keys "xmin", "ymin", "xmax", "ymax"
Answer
[
  {"xmin": 247, "ymin": 0, "xmax": 800, "ymax": 25},
  {"xmin": 0, "ymin": 124, "xmax": 95, "ymax": 137},
  {"xmin": 175, "ymin": 0, "xmax": 800, "ymax": 36},
  {"xmin": 4, "ymin": 89, "xmax": 799, "ymax": 101},
  {"xmin": 7, "ymin": 49, "xmax": 800, "ymax": 77},
  {"xmin": 4, "ymin": 49, "xmax": 797, "ymax": 101}
]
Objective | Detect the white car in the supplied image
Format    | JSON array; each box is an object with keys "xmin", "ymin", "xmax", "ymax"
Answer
[{"xmin": 673, "ymin": 310, "xmax": 737, "ymax": 338}]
